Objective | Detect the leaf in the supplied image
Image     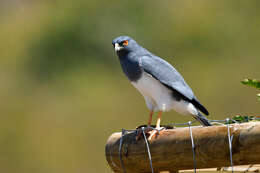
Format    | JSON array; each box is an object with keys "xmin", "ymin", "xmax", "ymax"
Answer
[
  {"xmin": 241, "ymin": 79, "xmax": 260, "ymax": 90},
  {"xmin": 232, "ymin": 115, "xmax": 256, "ymax": 123}
]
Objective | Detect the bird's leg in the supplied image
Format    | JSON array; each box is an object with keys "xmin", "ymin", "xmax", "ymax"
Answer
[
  {"xmin": 147, "ymin": 110, "xmax": 153, "ymax": 128},
  {"xmin": 148, "ymin": 111, "xmax": 163, "ymax": 140},
  {"xmin": 136, "ymin": 110, "xmax": 154, "ymax": 140},
  {"xmin": 156, "ymin": 110, "xmax": 162, "ymax": 129}
]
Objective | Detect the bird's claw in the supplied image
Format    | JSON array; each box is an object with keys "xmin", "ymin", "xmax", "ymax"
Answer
[
  {"xmin": 147, "ymin": 127, "xmax": 165, "ymax": 140},
  {"xmin": 135, "ymin": 126, "xmax": 166, "ymax": 141},
  {"xmin": 135, "ymin": 127, "xmax": 153, "ymax": 141}
]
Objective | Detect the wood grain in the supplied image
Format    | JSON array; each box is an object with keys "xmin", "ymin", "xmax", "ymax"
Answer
[{"xmin": 105, "ymin": 122, "xmax": 260, "ymax": 173}]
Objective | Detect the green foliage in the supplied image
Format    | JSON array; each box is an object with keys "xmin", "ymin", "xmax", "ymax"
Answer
[
  {"xmin": 241, "ymin": 79, "xmax": 260, "ymax": 101},
  {"xmin": 231, "ymin": 79, "xmax": 260, "ymax": 124},
  {"xmin": 232, "ymin": 115, "xmax": 256, "ymax": 123},
  {"xmin": 226, "ymin": 115, "xmax": 260, "ymax": 124},
  {"xmin": 241, "ymin": 79, "xmax": 260, "ymax": 90}
]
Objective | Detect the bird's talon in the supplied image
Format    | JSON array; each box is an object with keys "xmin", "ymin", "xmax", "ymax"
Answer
[
  {"xmin": 135, "ymin": 127, "xmax": 153, "ymax": 141},
  {"xmin": 147, "ymin": 130, "xmax": 158, "ymax": 140},
  {"xmin": 147, "ymin": 127, "xmax": 164, "ymax": 140},
  {"xmin": 157, "ymin": 127, "xmax": 165, "ymax": 132}
]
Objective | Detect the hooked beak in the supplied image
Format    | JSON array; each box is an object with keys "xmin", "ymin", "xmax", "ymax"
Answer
[{"xmin": 114, "ymin": 43, "xmax": 123, "ymax": 52}]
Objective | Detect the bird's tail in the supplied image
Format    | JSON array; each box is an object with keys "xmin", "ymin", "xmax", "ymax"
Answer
[{"xmin": 192, "ymin": 112, "xmax": 212, "ymax": 126}]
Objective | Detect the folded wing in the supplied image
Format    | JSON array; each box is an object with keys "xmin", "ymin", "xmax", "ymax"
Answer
[{"xmin": 141, "ymin": 55, "xmax": 209, "ymax": 115}]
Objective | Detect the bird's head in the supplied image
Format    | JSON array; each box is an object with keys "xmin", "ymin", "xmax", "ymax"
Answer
[{"xmin": 112, "ymin": 36, "xmax": 138, "ymax": 55}]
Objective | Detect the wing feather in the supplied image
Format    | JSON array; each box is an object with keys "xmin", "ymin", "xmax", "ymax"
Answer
[
  {"xmin": 141, "ymin": 55, "xmax": 194, "ymax": 100},
  {"xmin": 140, "ymin": 55, "xmax": 209, "ymax": 115}
]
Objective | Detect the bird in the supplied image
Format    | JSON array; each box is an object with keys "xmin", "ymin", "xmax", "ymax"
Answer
[{"xmin": 112, "ymin": 36, "xmax": 211, "ymax": 139}]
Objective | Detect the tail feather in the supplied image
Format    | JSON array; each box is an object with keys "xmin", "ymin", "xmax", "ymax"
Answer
[
  {"xmin": 192, "ymin": 112, "xmax": 212, "ymax": 126},
  {"xmin": 191, "ymin": 98, "xmax": 209, "ymax": 116}
]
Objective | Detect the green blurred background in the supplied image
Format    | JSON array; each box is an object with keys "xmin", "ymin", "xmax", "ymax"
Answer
[{"xmin": 0, "ymin": 0, "xmax": 259, "ymax": 172}]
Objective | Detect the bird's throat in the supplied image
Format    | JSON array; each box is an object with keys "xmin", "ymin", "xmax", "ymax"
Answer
[{"xmin": 117, "ymin": 49, "xmax": 129, "ymax": 60}]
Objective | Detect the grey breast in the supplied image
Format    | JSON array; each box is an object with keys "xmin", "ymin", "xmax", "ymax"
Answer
[{"xmin": 119, "ymin": 56, "xmax": 143, "ymax": 82}]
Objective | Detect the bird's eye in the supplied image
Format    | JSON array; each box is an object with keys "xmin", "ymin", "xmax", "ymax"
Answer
[
  {"xmin": 112, "ymin": 43, "xmax": 115, "ymax": 47},
  {"xmin": 122, "ymin": 40, "xmax": 128, "ymax": 46}
]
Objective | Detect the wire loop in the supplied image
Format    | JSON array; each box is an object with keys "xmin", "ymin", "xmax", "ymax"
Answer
[
  {"xmin": 188, "ymin": 121, "xmax": 197, "ymax": 173},
  {"xmin": 142, "ymin": 127, "xmax": 154, "ymax": 173},
  {"xmin": 226, "ymin": 118, "xmax": 234, "ymax": 173},
  {"xmin": 119, "ymin": 129, "xmax": 126, "ymax": 173}
]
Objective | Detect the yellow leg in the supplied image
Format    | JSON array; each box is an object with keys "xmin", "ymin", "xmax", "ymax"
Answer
[
  {"xmin": 136, "ymin": 111, "xmax": 154, "ymax": 141},
  {"xmin": 147, "ymin": 111, "xmax": 153, "ymax": 126},
  {"xmin": 156, "ymin": 111, "xmax": 162, "ymax": 129},
  {"xmin": 148, "ymin": 111, "xmax": 163, "ymax": 140}
]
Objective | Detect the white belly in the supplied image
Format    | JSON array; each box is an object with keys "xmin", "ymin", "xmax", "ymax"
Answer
[{"xmin": 131, "ymin": 72, "xmax": 197, "ymax": 115}]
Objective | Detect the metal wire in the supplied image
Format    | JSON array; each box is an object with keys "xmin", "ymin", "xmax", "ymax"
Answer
[
  {"xmin": 142, "ymin": 127, "xmax": 154, "ymax": 173},
  {"xmin": 226, "ymin": 118, "xmax": 234, "ymax": 173},
  {"xmin": 119, "ymin": 129, "xmax": 126, "ymax": 173},
  {"xmin": 117, "ymin": 117, "xmax": 259, "ymax": 172},
  {"xmin": 188, "ymin": 121, "xmax": 197, "ymax": 173},
  {"xmin": 167, "ymin": 121, "xmax": 196, "ymax": 127}
]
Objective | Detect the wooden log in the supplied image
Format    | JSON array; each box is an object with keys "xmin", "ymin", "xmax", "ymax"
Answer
[{"xmin": 105, "ymin": 122, "xmax": 260, "ymax": 173}]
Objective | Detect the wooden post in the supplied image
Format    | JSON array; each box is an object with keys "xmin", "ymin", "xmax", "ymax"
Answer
[{"xmin": 105, "ymin": 122, "xmax": 260, "ymax": 173}]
